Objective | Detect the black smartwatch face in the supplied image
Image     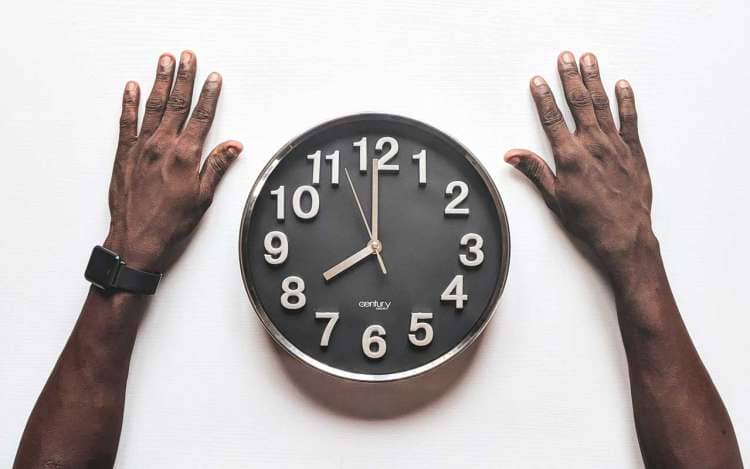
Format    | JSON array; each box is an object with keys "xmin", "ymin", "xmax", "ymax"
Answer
[{"xmin": 85, "ymin": 246, "xmax": 121, "ymax": 289}]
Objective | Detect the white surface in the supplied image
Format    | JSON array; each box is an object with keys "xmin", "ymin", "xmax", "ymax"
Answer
[{"xmin": 1, "ymin": 0, "xmax": 748, "ymax": 467}]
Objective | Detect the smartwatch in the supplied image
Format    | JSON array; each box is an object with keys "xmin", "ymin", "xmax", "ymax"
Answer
[{"xmin": 84, "ymin": 245, "xmax": 162, "ymax": 294}]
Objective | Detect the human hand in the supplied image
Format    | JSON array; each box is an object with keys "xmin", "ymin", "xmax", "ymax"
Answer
[
  {"xmin": 504, "ymin": 52, "xmax": 654, "ymax": 269},
  {"xmin": 104, "ymin": 51, "xmax": 242, "ymax": 272}
]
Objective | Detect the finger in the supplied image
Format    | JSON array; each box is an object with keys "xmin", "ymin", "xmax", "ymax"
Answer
[
  {"xmin": 579, "ymin": 53, "xmax": 617, "ymax": 135},
  {"xmin": 161, "ymin": 50, "xmax": 197, "ymax": 133},
  {"xmin": 199, "ymin": 140, "xmax": 243, "ymax": 206},
  {"xmin": 183, "ymin": 72, "xmax": 222, "ymax": 145},
  {"xmin": 530, "ymin": 76, "xmax": 573, "ymax": 151},
  {"xmin": 557, "ymin": 51, "xmax": 599, "ymax": 132},
  {"xmin": 140, "ymin": 53, "xmax": 175, "ymax": 138},
  {"xmin": 117, "ymin": 81, "xmax": 140, "ymax": 154},
  {"xmin": 504, "ymin": 148, "xmax": 559, "ymax": 215},
  {"xmin": 615, "ymin": 80, "xmax": 643, "ymax": 155}
]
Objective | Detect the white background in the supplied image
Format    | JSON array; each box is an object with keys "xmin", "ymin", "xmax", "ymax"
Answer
[{"xmin": 1, "ymin": 0, "xmax": 748, "ymax": 467}]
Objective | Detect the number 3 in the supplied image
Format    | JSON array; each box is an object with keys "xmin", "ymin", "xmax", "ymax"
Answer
[{"xmin": 459, "ymin": 233, "xmax": 484, "ymax": 267}]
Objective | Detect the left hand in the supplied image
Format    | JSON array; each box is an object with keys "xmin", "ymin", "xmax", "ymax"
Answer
[{"xmin": 105, "ymin": 51, "xmax": 242, "ymax": 272}]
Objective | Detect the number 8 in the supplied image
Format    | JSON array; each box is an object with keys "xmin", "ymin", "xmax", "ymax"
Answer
[{"xmin": 281, "ymin": 276, "xmax": 306, "ymax": 310}]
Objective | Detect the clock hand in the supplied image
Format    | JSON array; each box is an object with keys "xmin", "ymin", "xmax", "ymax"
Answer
[
  {"xmin": 323, "ymin": 244, "xmax": 377, "ymax": 281},
  {"xmin": 344, "ymin": 167, "xmax": 387, "ymax": 274},
  {"xmin": 370, "ymin": 159, "xmax": 387, "ymax": 274},
  {"xmin": 344, "ymin": 167, "xmax": 373, "ymax": 238},
  {"xmin": 371, "ymin": 158, "xmax": 379, "ymax": 242}
]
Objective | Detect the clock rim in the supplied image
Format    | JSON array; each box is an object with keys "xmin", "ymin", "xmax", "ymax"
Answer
[{"xmin": 239, "ymin": 113, "xmax": 511, "ymax": 382}]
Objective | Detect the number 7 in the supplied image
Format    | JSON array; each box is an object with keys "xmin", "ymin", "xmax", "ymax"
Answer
[{"xmin": 315, "ymin": 312, "xmax": 339, "ymax": 347}]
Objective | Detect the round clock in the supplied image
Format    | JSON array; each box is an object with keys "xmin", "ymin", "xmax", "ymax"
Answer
[{"xmin": 240, "ymin": 114, "xmax": 510, "ymax": 382}]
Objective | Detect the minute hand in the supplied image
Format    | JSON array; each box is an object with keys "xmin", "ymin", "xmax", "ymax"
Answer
[{"xmin": 371, "ymin": 158, "xmax": 379, "ymax": 241}]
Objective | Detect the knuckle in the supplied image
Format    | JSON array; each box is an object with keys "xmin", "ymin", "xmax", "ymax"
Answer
[
  {"xmin": 567, "ymin": 87, "xmax": 593, "ymax": 109},
  {"xmin": 518, "ymin": 159, "xmax": 544, "ymax": 183},
  {"xmin": 541, "ymin": 107, "xmax": 564, "ymax": 128},
  {"xmin": 561, "ymin": 66, "xmax": 580, "ymax": 80},
  {"xmin": 155, "ymin": 71, "xmax": 172, "ymax": 83},
  {"xmin": 118, "ymin": 133, "xmax": 137, "ymax": 147},
  {"xmin": 176, "ymin": 67, "xmax": 192, "ymax": 81},
  {"xmin": 589, "ymin": 90, "xmax": 610, "ymax": 110},
  {"xmin": 620, "ymin": 108, "xmax": 638, "ymax": 122},
  {"xmin": 208, "ymin": 154, "xmax": 230, "ymax": 175},
  {"xmin": 145, "ymin": 95, "xmax": 166, "ymax": 115},
  {"xmin": 191, "ymin": 105, "xmax": 213, "ymax": 123},
  {"xmin": 582, "ymin": 67, "xmax": 601, "ymax": 82},
  {"xmin": 122, "ymin": 94, "xmax": 138, "ymax": 107},
  {"xmin": 119, "ymin": 115, "xmax": 135, "ymax": 129},
  {"xmin": 166, "ymin": 94, "xmax": 190, "ymax": 114},
  {"xmin": 143, "ymin": 139, "xmax": 168, "ymax": 161}
]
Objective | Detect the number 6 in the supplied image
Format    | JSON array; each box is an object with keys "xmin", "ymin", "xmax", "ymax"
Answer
[{"xmin": 362, "ymin": 325, "xmax": 387, "ymax": 359}]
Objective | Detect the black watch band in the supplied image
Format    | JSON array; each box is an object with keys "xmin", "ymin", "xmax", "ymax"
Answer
[{"xmin": 85, "ymin": 245, "xmax": 162, "ymax": 295}]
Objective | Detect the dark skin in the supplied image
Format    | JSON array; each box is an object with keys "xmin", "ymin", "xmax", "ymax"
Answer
[
  {"xmin": 13, "ymin": 51, "xmax": 242, "ymax": 468},
  {"xmin": 504, "ymin": 51, "xmax": 743, "ymax": 468},
  {"xmin": 14, "ymin": 51, "xmax": 743, "ymax": 468}
]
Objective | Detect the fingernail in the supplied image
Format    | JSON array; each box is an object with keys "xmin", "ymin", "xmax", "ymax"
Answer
[
  {"xmin": 532, "ymin": 76, "xmax": 546, "ymax": 87},
  {"xmin": 125, "ymin": 81, "xmax": 137, "ymax": 91},
  {"xmin": 206, "ymin": 72, "xmax": 222, "ymax": 88},
  {"xmin": 159, "ymin": 54, "xmax": 173, "ymax": 67},
  {"xmin": 228, "ymin": 143, "xmax": 243, "ymax": 156},
  {"xmin": 561, "ymin": 52, "xmax": 575, "ymax": 64},
  {"xmin": 180, "ymin": 50, "xmax": 193, "ymax": 65},
  {"xmin": 506, "ymin": 156, "xmax": 520, "ymax": 166},
  {"xmin": 617, "ymin": 79, "xmax": 630, "ymax": 89},
  {"xmin": 581, "ymin": 53, "xmax": 596, "ymax": 67}
]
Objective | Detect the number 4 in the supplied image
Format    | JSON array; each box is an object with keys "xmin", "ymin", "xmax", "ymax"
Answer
[{"xmin": 441, "ymin": 275, "xmax": 468, "ymax": 309}]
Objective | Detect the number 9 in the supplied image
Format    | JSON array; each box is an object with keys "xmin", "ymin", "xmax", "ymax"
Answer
[{"xmin": 264, "ymin": 231, "xmax": 288, "ymax": 265}]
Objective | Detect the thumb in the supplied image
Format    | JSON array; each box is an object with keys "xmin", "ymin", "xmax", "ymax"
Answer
[
  {"xmin": 504, "ymin": 148, "xmax": 559, "ymax": 216},
  {"xmin": 199, "ymin": 140, "xmax": 243, "ymax": 206}
]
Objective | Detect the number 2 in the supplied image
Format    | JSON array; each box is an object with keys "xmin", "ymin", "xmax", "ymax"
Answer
[{"xmin": 445, "ymin": 181, "xmax": 469, "ymax": 215}]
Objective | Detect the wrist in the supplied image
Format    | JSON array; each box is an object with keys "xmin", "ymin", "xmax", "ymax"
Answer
[
  {"xmin": 601, "ymin": 229, "xmax": 665, "ymax": 291},
  {"xmin": 103, "ymin": 231, "xmax": 161, "ymax": 272}
]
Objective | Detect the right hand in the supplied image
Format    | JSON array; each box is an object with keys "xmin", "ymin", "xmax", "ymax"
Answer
[{"xmin": 504, "ymin": 51, "xmax": 655, "ymax": 268}]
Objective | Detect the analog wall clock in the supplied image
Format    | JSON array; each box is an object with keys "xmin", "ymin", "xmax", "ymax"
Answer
[{"xmin": 240, "ymin": 114, "xmax": 510, "ymax": 381}]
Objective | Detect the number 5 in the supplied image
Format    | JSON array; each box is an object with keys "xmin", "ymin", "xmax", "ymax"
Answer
[{"xmin": 408, "ymin": 312, "xmax": 433, "ymax": 347}]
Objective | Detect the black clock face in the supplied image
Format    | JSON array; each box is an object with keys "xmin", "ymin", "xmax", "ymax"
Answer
[{"xmin": 240, "ymin": 114, "xmax": 510, "ymax": 381}]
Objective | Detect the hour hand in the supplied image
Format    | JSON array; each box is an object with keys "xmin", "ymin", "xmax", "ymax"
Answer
[{"xmin": 323, "ymin": 244, "xmax": 374, "ymax": 281}]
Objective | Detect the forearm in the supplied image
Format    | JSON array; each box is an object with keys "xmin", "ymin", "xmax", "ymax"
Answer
[
  {"xmin": 14, "ymin": 288, "xmax": 146, "ymax": 469},
  {"xmin": 607, "ymin": 234, "xmax": 742, "ymax": 468}
]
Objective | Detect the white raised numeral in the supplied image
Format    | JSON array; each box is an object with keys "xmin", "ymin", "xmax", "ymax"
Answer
[
  {"xmin": 445, "ymin": 181, "xmax": 469, "ymax": 215},
  {"xmin": 292, "ymin": 185, "xmax": 320, "ymax": 219},
  {"xmin": 280, "ymin": 276, "xmax": 306, "ymax": 310},
  {"xmin": 307, "ymin": 150, "xmax": 321, "ymax": 186},
  {"xmin": 459, "ymin": 233, "xmax": 484, "ymax": 267},
  {"xmin": 376, "ymin": 136, "xmax": 399, "ymax": 172},
  {"xmin": 408, "ymin": 312, "xmax": 433, "ymax": 347},
  {"xmin": 315, "ymin": 312, "xmax": 339, "ymax": 347},
  {"xmin": 353, "ymin": 137, "xmax": 367, "ymax": 173},
  {"xmin": 362, "ymin": 324, "xmax": 387, "ymax": 359},
  {"xmin": 412, "ymin": 149, "xmax": 427, "ymax": 185},
  {"xmin": 263, "ymin": 231, "xmax": 288, "ymax": 265},
  {"xmin": 270, "ymin": 185, "xmax": 285, "ymax": 221},
  {"xmin": 441, "ymin": 275, "xmax": 467, "ymax": 309},
  {"xmin": 325, "ymin": 150, "xmax": 340, "ymax": 185}
]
